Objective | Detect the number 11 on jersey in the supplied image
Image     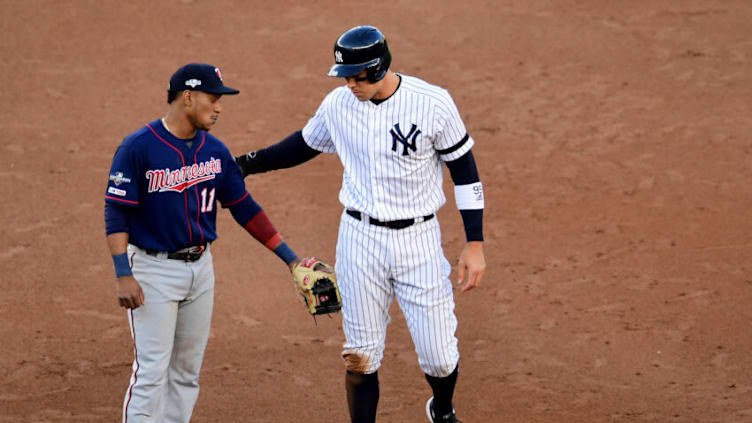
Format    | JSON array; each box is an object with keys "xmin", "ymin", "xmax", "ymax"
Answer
[{"xmin": 200, "ymin": 187, "xmax": 215, "ymax": 212}]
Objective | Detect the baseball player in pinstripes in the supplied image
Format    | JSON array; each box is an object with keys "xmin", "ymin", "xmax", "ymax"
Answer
[
  {"xmin": 235, "ymin": 26, "xmax": 486, "ymax": 423},
  {"xmin": 104, "ymin": 63, "xmax": 311, "ymax": 422}
]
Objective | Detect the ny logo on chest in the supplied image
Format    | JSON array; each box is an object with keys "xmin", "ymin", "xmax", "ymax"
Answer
[{"xmin": 389, "ymin": 123, "xmax": 421, "ymax": 156}]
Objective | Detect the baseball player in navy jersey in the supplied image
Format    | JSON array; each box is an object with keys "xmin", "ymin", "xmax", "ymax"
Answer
[
  {"xmin": 104, "ymin": 63, "xmax": 308, "ymax": 422},
  {"xmin": 235, "ymin": 26, "xmax": 486, "ymax": 423}
]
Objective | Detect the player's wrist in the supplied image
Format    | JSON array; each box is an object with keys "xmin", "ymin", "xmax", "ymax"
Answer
[
  {"xmin": 465, "ymin": 240, "xmax": 484, "ymax": 251},
  {"xmin": 274, "ymin": 242, "xmax": 298, "ymax": 265},
  {"xmin": 112, "ymin": 252, "xmax": 133, "ymax": 278}
]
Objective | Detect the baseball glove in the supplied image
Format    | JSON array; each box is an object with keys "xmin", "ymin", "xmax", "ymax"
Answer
[{"xmin": 292, "ymin": 257, "xmax": 341, "ymax": 316}]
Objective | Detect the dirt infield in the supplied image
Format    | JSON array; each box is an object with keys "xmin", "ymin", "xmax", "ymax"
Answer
[{"xmin": 2, "ymin": 1, "xmax": 752, "ymax": 422}]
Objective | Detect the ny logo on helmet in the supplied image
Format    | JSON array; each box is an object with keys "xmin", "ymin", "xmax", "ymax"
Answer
[
  {"xmin": 390, "ymin": 123, "xmax": 421, "ymax": 156},
  {"xmin": 335, "ymin": 50, "xmax": 343, "ymax": 63}
]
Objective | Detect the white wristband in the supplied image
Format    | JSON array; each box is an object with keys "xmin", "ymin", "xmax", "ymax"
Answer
[{"xmin": 454, "ymin": 182, "xmax": 484, "ymax": 210}]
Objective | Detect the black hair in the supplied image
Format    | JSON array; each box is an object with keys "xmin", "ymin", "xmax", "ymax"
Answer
[{"xmin": 167, "ymin": 89, "xmax": 180, "ymax": 104}]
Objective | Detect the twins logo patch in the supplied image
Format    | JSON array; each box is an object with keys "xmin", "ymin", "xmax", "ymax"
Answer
[
  {"xmin": 214, "ymin": 67, "xmax": 223, "ymax": 82},
  {"xmin": 185, "ymin": 78, "xmax": 202, "ymax": 88},
  {"xmin": 108, "ymin": 186, "xmax": 127, "ymax": 196}
]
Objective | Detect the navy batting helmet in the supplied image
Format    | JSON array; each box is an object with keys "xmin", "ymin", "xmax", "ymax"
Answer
[{"xmin": 327, "ymin": 25, "xmax": 391, "ymax": 83}]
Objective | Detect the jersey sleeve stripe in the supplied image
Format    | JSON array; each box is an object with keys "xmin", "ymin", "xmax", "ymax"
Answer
[
  {"xmin": 222, "ymin": 192, "xmax": 249, "ymax": 207},
  {"xmin": 436, "ymin": 133, "xmax": 469, "ymax": 155},
  {"xmin": 105, "ymin": 195, "xmax": 139, "ymax": 205}
]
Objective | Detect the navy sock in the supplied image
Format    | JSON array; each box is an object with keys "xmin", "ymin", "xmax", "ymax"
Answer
[
  {"xmin": 425, "ymin": 364, "xmax": 459, "ymax": 417},
  {"xmin": 346, "ymin": 370, "xmax": 379, "ymax": 423}
]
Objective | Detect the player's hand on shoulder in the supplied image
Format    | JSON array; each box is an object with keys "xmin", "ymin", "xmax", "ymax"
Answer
[
  {"xmin": 234, "ymin": 152, "xmax": 258, "ymax": 178},
  {"xmin": 457, "ymin": 241, "xmax": 486, "ymax": 293},
  {"xmin": 116, "ymin": 275, "xmax": 144, "ymax": 309}
]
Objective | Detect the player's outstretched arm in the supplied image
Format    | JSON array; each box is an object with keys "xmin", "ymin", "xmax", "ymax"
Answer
[
  {"xmin": 225, "ymin": 195, "xmax": 341, "ymax": 316},
  {"xmin": 235, "ymin": 130, "xmax": 320, "ymax": 177},
  {"xmin": 226, "ymin": 193, "xmax": 300, "ymax": 267}
]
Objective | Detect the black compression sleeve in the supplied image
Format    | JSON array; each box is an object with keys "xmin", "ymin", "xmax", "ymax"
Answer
[
  {"xmin": 445, "ymin": 149, "xmax": 480, "ymax": 184},
  {"xmin": 235, "ymin": 130, "xmax": 321, "ymax": 177},
  {"xmin": 459, "ymin": 209, "xmax": 483, "ymax": 242},
  {"xmin": 445, "ymin": 150, "xmax": 483, "ymax": 242}
]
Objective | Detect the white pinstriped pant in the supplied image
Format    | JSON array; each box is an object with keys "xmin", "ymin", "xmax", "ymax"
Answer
[{"xmin": 336, "ymin": 210, "xmax": 459, "ymax": 377}]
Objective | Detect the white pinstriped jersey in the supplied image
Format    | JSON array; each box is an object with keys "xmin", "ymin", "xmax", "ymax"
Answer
[{"xmin": 302, "ymin": 74, "xmax": 474, "ymax": 221}]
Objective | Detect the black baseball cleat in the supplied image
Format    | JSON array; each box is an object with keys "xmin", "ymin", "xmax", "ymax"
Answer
[{"xmin": 426, "ymin": 396, "xmax": 463, "ymax": 423}]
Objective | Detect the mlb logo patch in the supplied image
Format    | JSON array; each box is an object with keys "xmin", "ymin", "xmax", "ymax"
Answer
[{"xmin": 108, "ymin": 186, "xmax": 127, "ymax": 196}]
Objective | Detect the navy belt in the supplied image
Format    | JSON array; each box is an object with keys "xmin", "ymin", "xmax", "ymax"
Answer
[
  {"xmin": 144, "ymin": 244, "xmax": 206, "ymax": 262},
  {"xmin": 346, "ymin": 209, "xmax": 434, "ymax": 230}
]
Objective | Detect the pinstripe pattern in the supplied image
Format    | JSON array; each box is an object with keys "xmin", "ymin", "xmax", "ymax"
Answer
[
  {"xmin": 390, "ymin": 217, "xmax": 458, "ymax": 377},
  {"xmin": 336, "ymin": 211, "xmax": 458, "ymax": 377},
  {"xmin": 305, "ymin": 74, "xmax": 470, "ymax": 378},
  {"xmin": 337, "ymin": 212, "xmax": 392, "ymax": 373},
  {"xmin": 303, "ymin": 75, "xmax": 474, "ymax": 221}
]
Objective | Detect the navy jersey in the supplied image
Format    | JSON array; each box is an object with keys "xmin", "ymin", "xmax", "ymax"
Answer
[{"xmin": 105, "ymin": 119, "xmax": 248, "ymax": 251}]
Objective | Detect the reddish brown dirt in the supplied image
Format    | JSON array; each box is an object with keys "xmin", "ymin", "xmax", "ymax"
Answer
[{"xmin": 2, "ymin": 1, "xmax": 752, "ymax": 422}]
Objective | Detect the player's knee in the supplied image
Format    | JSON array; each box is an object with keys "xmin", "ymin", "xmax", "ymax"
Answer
[{"xmin": 342, "ymin": 350, "xmax": 380, "ymax": 374}]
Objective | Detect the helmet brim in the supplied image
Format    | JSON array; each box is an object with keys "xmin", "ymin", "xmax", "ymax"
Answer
[{"xmin": 327, "ymin": 59, "xmax": 380, "ymax": 78}]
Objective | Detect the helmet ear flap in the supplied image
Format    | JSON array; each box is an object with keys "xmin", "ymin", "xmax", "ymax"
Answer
[
  {"xmin": 366, "ymin": 61, "xmax": 381, "ymax": 83},
  {"xmin": 367, "ymin": 40, "xmax": 391, "ymax": 83}
]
